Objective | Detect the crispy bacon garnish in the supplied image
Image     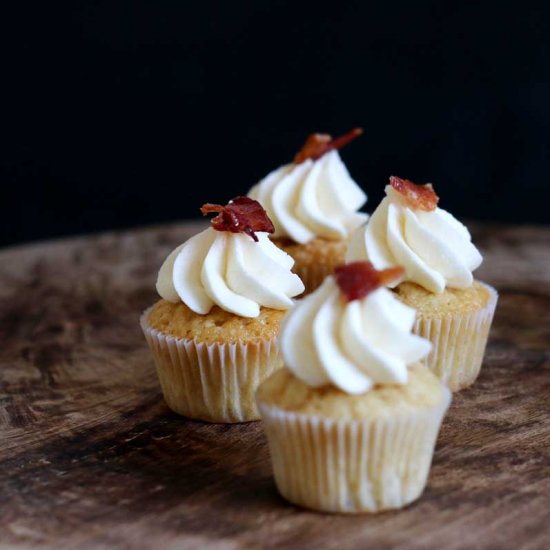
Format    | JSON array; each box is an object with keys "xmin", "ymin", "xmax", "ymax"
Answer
[
  {"xmin": 294, "ymin": 128, "xmax": 363, "ymax": 164},
  {"xmin": 200, "ymin": 196, "xmax": 275, "ymax": 242},
  {"xmin": 389, "ymin": 175, "xmax": 439, "ymax": 211},
  {"xmin": 335, "ymin": 262, "xmax": 404, "ymax": 302}
]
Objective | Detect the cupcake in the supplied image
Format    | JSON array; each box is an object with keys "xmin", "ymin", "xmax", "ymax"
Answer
[
  {"xmin": 248, "ymin": 128, "xmax": 368, "ymax": 294},
  {"xmin": 256, "ymin": 262, "xmax": 451, "ymax": 513},
  {"xmin": 141, "ymin": 197, "xmax": 304, "ymax": 423},
  {"xmin": 347, "ymin": 176, "xmax": 498, "ymax": 391}
]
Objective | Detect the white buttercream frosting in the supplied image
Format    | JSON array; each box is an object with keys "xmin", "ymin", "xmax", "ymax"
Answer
[
  {"xmin": 156, "ymin": 228, "xmax": 305, "ymax": 317},
  {"xmin": 346, "ymin": 186, "xmax": 483, "ymax": 293},
  {"xmin": 248, "ymin": 150, "xmax": 368, "ymax": 244},
  {"xmin": 279, "ymin": 276, "xmax": 431, "ymax": 394}
]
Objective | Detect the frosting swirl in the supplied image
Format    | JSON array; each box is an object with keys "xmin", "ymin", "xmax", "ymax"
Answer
[
  {"xmin": 248, "ymin": 150, "xmax": 368, "ymax": 244},
  {"xmin": 346, "ymin": 185, "xmax": 483, "ymax": 293},
  {"xmin": 279, "ymin": 276, "xmax": 431, "ymax": 394},
  {"xmin": 156, "ymin": 228, "xmax": 305, "ymax": 317}
]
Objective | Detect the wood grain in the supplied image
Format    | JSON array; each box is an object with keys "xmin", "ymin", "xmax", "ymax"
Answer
[{"xmin": 0, "ymin": 221, "xmax": 549, "ymax": 550}]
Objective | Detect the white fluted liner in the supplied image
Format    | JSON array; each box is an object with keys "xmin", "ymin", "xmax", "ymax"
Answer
[
  {"xmin": 141, "ymin": 309, "xmax": 283, "ymax": 423},
  {"xmin": 414, "ymin": 282, "xmax": 498, "ymax": 391},
  {"xmin": 258, "ymin": 389, "xmax": 450, "ymax": 513}
]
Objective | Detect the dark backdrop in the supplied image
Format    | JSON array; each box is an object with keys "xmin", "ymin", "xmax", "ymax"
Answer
[{"xmin": 3, "ymin": 1, "xmax": 549, "ymax": 247}]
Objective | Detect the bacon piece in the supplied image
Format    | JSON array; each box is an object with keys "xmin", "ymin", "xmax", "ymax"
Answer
[
  {"xmin": 335, "ymin": 262, "xmax": 404, "ymax": 302},
  {"xmin": 294, "ymin": 128, "xmax": 363, "ymax": 164},
  {"xmin": 200, "ymin": 196, "xmax": 275, "ymax": 242},
  {"xmin": 389, "ymin": 175, "xmax": 439, "ymax": 211}
]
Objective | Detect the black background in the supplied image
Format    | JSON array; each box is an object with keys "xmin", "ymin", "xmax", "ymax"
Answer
[{"xmin": 3, "ymin": 1, "xmax": 549, "ymax": 247}]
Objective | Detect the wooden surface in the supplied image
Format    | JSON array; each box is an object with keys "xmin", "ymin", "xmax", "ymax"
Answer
[{"xmin": 1, "ymin": 221, "xmax": 549, "ymax": 550}]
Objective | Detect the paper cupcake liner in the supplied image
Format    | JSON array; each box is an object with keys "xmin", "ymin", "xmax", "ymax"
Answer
[
  {"xmin": 293, "ymin": 262, "xmax": 337, "ymax": 296},
  {"xmin": 141, "ymin": 308, "xmax": 283, "ymax": 423},
  {"xmin": 413, "ymin": 282, "xmax": 498, "ymax": 392},
  {"xmin": 257, "ymin": 389, "xmax": 450, "ymax": 513}
]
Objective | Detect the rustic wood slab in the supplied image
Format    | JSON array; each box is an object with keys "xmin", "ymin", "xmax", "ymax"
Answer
[{"xmin": 1, "ymin": 221, "xmax": 549, "ymax": 550}]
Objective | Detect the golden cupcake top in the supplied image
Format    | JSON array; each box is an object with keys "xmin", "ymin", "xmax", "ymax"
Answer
[
  {"xmin": 147, "ymin": 299, "xmax": 284, "ymax": 344},
  {"xmin": 156, "ymin": 197, "xmax": 304, "ymax": 317},
  {"xmin": 257, "ymin": 363, "xmax": 448, "ymax": 420},
  {"xmin": 278, "ymin": 262, "xmax": 432, "ymax": 394},
  {"xmin": 247, "ymin": 129, "xmax": 368, "ymax": 244},
  {"xmin": 346, "ymin": 176, "xmax": 483, "ymax": 293},
  {"xmin": 394, "ymin": 280, "xmax": 495, "ymax": 317}
]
